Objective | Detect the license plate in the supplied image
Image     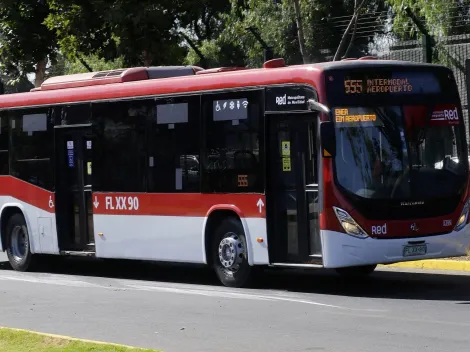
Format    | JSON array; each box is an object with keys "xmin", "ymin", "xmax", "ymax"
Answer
[{"xmin": 403, "ymin": 244, "xmax": 427, "ymax": 257}]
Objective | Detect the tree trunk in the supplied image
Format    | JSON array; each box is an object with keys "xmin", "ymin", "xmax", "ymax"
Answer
[
  {"xmin": 333, "ymin": 0, "xmax": 368, "ymax": 61},
  {"xmin": 293, "ymin": 0, "xmax": 309, "ymax": 64},
  {"xmin": 343, "ymin": 0, "xmax": 359, "ymax": 59},
  {"xmin": 142, "ymin": 50, "xmax": 152, "ymax": 67},
  {"xmin": 34, "ymin": 58, "xmax": 47, "ymax": 88}
]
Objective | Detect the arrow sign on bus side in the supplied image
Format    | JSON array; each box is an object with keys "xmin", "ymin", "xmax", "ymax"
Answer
[
  {"xmin": 93, "ymin": 196, "xmax": 99, "ymax": 209},
  {"xmin": 257, "ymin": 198, "xmax": 264, "ymax": 213}
]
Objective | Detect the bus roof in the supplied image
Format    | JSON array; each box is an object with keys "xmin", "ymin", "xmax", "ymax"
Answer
[{"xmin": 0, "ymin": 58, "xmax": 450, "ymax": 110}]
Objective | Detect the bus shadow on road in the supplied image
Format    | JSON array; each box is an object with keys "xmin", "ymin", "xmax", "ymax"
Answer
[
  {"xmin": 261, "ymin": 267, "xmax": 470, "ymax": 303},
  {"xmin": 0, "ymin": 257, "xmax": 469, "ymax": 303}
]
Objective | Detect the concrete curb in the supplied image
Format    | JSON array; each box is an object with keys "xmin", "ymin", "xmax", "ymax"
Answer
[
  {"xmin": 380, "ymin": 259, "xmax": 470, "ymax": 272},
  {"xmin": 0, "ymin": 326, "xmax": 154, "ymax": 350}
]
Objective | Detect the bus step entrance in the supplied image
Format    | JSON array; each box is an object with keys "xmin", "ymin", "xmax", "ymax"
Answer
[
  {"xmin": 60, "ymin": 251, "xmax": 95, "ymax": 257},
  {"xmin": 269, "ymin": 263, "xmax": 323, "ymax": 269}
]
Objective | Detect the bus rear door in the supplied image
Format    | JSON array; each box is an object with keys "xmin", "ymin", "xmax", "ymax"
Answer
[{"xmin": 54, "ymin": 124, "xmax": 95, "ymax": 253}]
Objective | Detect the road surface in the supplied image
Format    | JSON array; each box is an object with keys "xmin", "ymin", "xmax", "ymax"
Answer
[{"xmin": 0, "ymin": 252, "xmax": 469, "ymax": 352}]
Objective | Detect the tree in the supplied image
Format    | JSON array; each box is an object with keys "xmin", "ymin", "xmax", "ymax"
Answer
[
  {"xmin": 0, "ymin": 0, "xmax": 58, "ymax": 87},
  {"xmin": 47, "ymin": 53, "xmax": 125, "ymax": 78},
  {"xmin": 183, "ymin": 0, "xmax": 389, "ymax": 68},
  {"xmin": 185, "ymin": 0, "xmax": 322, "ymax": 68},
  {"xmin": 386, "ymin": 0, "xmax": 470, "ymax": 40},
  {"xmin": 333, "ymin": 0, "xmax": 369, "ymax": 61},
  {"xmin": 385, "ymin": 0, "xmax": 470, "ymax": 66},
  {"xmin": 45, "ymin": 0, "xmax": 223, "ymax": 68},
  {"xmin": 293, "ymin": 0, "xmax": 309, "ymax": 63}
]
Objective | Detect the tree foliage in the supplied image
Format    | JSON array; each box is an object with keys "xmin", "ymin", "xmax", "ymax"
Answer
[
  {"xmin": 386, "ymin": 0, "xmax": 470, "ymax": 39},
  {"xmin": 184, "ymin": 0, "xmax": 389, "ymax": 68},
  {"xmin": 44, "ymin": 0, "xmax": 230, "ymax": 68},
  {"xmin": 0, "ymin": 0, "xmax": 58, "ymax": 85},
  {"xmin": 2, "ymin": 0, "xmax": 470, "ymax": 83},
  {"xmin": 47, "ymin": 53, "xmax": 125, "ymax": 77}
]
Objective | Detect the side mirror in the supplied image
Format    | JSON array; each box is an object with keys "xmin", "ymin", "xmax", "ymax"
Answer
[{"xmin": 320, "ymin": 121, "xmax": 336, "ymax": 158}]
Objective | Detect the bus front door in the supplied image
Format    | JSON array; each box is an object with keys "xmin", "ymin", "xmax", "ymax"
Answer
[
  {"xmin": 267, "ymin": 115, "xmax": 321, "ymax": 264},
  {"xmin": 54, "ymin": 125, "xmax": 95, "ymax": 253}
]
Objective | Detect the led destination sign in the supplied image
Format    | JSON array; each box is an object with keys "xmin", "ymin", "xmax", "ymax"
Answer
[
  {"xmin": 334, "ymin": 108, "xmax": 377, "ymax": 123},
  {"xmin": 344, "ymin": 78, "xmax": 413, "ymax": 94},
  {"xmin": 328, "ymin": 70, "xmax": 443, "ymax": 97},
  {"xmin": 334, "ymin": 107, "xmax": 382, "ymax": 128}
]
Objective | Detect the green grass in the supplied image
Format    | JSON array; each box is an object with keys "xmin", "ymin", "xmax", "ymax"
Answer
[{"xmin": 0, "ymin": 328, "xmax": 160, "ymax": 352}]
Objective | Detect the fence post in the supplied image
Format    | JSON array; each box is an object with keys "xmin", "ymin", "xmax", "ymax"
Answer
[{"xmin": 423, "ymin": 34, "xmax": 433, "ymax": 63}]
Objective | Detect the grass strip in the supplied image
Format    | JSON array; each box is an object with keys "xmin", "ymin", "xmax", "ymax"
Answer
[{"xmin": 0, "ymin": 327, "xmax": 160, "ymax": 352}]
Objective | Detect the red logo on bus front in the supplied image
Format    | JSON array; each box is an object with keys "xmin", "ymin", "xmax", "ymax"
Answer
[{"xmin": 430, "ymin": 105, "xmax": 460, "ymax": 126}]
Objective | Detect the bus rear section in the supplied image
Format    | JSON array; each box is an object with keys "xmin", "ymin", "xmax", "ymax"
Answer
[{"xmin": 319, "ymin": 63, "xmax": 470, "ymax": 273}]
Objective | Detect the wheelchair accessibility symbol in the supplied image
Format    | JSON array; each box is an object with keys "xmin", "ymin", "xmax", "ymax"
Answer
[{"xmin": 49, "ymin": 196, "xmax": 54, "ymax": 209}]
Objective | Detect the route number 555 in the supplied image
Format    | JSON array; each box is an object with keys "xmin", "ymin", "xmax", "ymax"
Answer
[{"xmin": 344, "ymin": 80, "xmax": 363, "ymax": 94}]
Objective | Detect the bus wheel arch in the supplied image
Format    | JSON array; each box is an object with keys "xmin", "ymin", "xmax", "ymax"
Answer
[
  {"xmin": 204, "ymin": 210, "xmax": 254, "ymax": 288},
  {"xmin": 1, "ymin": 206, "xmax": 25, "ymax": 251},
  {"xmin": 0, "ymin": 207, "xmax": 36, "ymax": 271}
]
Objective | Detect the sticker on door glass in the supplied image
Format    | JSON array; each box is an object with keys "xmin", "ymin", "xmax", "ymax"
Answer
[
  {"xmin": 68, "ymin": 149, "xmax": 74, "ymax": 167},
  {"xmin": 282, "ymin": 157, "xmax": 291, "ymax": 172},
  {"xmin": 87, "ymin": 162, "xmax": 92, "ymax": 175},
  {"xmin": 86, "ymin": 140, "xmax": 92, "ymax": 149},
  {"xmin": 281, "ymin": 141, "xmax": 291, "ymax": 156},
  {"xmin": 67, "ymin": 141, "xmax": 74, "ymax": 150}
]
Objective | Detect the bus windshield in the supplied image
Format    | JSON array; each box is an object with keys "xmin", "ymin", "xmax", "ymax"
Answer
[
  {"xmin": 333, "ymin": 104, "xmax": 467, "ymax": 200},
  {"xmin": 325, "ymin": 66, "xmax": 469, "ymax": 207}
]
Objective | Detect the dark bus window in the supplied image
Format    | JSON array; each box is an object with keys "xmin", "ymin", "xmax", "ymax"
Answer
[
  {"xmin": 9, "ymin": 108, "xmax": 54, "ymax": 190},
  {"xmin": 202, "ymin": 90, "xmax": 263, "ymax": 193},
  {"xmin": 0, "ymin": 113, "xmax": 9, "ymax": 175},
  {"xmin": 147, "ymin": 95, "xmax": 201, "ymax": 193},
  {"xmin": 92, "ymin": 100, "xmax": 147, "ymax": 192},
  {"xmin": 53, "ymin": 103, "xmax": 92, "ymax": 126}
]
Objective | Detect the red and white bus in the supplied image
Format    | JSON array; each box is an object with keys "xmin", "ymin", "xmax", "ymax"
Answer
[{"xmin": 0, "ymin": 57, "xmax": 469, "ymax": 287}]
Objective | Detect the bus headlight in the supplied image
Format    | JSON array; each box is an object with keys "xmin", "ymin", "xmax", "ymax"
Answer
[
  {"xmin": 454, "ymin": 199, "xmax": 470, "ymax": 232},
  {"xmin": 333, "ymin": 206, "xmax": 369, "ymax": 239}
]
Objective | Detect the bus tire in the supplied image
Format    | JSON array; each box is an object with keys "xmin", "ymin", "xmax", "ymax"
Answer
[
  {"xmin": 335, "ymin": 264, "xmax": 377, "ymax": 278},
  {"xmin": 211, "ymin": 218, "xmax": 253, "ymax": 288},
  {"xmin": 5, "ymin": 213, "xmax": 36, "ymax": 272}
]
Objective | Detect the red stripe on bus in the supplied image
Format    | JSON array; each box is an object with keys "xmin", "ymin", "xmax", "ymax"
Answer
[
  {"xmin": 0, "ymin": 176, "xmax": 266, "ymax": 218},
  {"xmin": 0, "ymin": 176, "xmax": 54, "ymax": 213},
  {"xmin": 91, "ymin": 193, "xmax": 266, "ymax": 218}
]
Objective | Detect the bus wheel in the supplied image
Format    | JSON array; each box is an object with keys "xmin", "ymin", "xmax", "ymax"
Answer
[
  {"xmin": 335, "ymin": 264, "xmax": 377, "ymax": 278},
  {"xmin": 5, "ymin": 214, "xmax": 36, "ymax": 272},
  {"xmin": 211, "ymin": 218, "xmax": 253, "ymax": 288}
]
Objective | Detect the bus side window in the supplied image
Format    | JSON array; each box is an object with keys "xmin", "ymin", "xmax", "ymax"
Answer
[
  {"xmin": 201, "ymin": 91, "xmax": 263, "ymax": 193},
  {"xmin": 147, "ymin": 95, "xmax": 201, "ymax": 193},
  {"xmin": 92, "ymin": 100, "xmax": 148, "ymax": 193},
  {"xmin": 0, "ymin": 112, "xmax": 8, "ymax": 175},
  {"xmin": 9, "ymin": 108, "xmax": 54, "ymax": 190}
]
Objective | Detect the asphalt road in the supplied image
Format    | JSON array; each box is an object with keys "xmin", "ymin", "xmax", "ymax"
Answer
[{"xmin": 0, "ymin": 252, "xmax": 470, "ymax": 352}]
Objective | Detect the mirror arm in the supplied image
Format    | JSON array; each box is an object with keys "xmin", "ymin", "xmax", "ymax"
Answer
[{"xmin": 308, "ymin": 99, "xmax": 330, "ymax": 114}]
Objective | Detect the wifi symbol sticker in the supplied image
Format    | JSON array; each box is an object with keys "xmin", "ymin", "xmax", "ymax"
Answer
[{"xmin": 242, "ymin": 100, "xmax": 249, "ymax": 109}]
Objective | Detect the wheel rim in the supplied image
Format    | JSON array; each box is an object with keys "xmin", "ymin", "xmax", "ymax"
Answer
[
  {"xmin": 11, "ymin": 225, "xmax": 27, "ymax": 262},
  {"xmin": 218, "ymin": 232, "xmax": 246, "ymax": 273}
]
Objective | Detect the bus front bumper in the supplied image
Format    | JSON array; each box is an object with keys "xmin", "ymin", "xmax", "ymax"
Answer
[{"xmin": 320, "ymin": 226, "xmax": 470, "ymax": 268}]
